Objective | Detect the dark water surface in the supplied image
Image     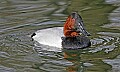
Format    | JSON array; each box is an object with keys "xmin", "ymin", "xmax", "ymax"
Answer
[{"xmin": 0, "ymin": 0, "xmax": 120, "ymax": 72}]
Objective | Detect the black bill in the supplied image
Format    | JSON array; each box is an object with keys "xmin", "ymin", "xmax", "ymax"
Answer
[{"xmin": 71, "ymin": 12, "xmax": 91, "ymax": 36}]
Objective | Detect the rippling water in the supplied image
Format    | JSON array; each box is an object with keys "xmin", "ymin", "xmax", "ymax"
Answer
[{"xmin": 0, "ymin": 0, "xmax": 120, "ymax": 72}]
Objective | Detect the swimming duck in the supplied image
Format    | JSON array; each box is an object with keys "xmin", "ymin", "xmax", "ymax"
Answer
[
  {"xmin": 61, "ymin": 12, "xmax": 91, "ymax": 49},
  {"xmin": 31, "ymin": 12, "xmax": 91, "ymax": 50}
]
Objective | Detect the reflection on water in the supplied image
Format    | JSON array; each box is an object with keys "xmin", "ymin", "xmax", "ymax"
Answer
[
  {"xmin": 0, "ymin": 0, "xmax": 120, "ymax": 72},
  {"xmin": 63, "ymin": 49, "xmax": 84, "ymax": 72}
]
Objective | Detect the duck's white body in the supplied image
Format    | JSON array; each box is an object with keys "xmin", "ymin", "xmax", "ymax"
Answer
[{"xmin": 32, "ymin": 27, "xmax": 64, "ymax": 48}]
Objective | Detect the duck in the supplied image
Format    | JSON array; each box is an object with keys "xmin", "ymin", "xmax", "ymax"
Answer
[
  {"xmin": 31, "ymin": 12, "xmax": 91, "ymax": 50},
  {"xmin": 61, "ymin": 12, "xmax": 91, "ymax": 49}
]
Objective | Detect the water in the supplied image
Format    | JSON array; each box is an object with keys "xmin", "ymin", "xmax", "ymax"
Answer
[{"xmin": 0, "ymin": 0, "xmax": 120, "ymax": 72}]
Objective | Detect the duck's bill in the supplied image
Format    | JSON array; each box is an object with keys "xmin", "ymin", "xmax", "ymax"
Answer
[
  {"xmin": 77, "ymin": 21, "xmax": 91, "ymax": 36},
  {"xmin": 71, "ymin": 12, "xmax": 91, "ymax": 36}
]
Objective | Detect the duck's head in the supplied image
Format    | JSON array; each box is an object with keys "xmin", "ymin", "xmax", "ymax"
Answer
[{"xmin": 70, "ymin": 12, "xmax": 90, "ymax": 36}]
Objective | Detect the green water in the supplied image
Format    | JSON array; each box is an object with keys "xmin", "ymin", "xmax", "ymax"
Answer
[{"xmin": 0, "ymin": 0, "xmax": 120, "ymax": 72}]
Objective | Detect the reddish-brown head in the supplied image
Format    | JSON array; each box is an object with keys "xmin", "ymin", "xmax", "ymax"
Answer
[
  {"xmin": 63, "ymin": 15, "xmax": 79, "ymax": 37},
  {"xmin": 63, "ymin": 12, "xmax": 90, "ymax": 37}
]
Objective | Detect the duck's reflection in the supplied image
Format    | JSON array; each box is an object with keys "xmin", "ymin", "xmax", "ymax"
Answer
[{"xmin": 63, "ymin": 49, "xmax": 84, "ymax": 72}]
